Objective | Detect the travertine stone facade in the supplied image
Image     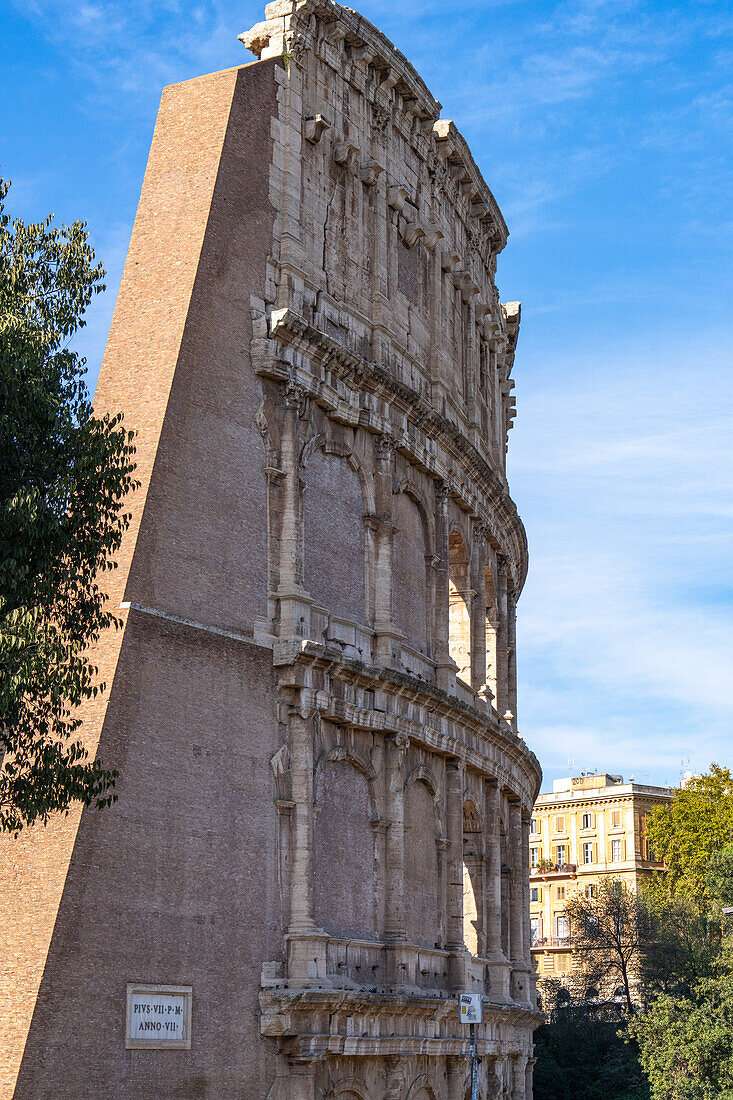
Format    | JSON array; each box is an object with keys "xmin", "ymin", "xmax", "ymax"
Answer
[{"xmin": 0, "ymin": 2, "xmax": 541, "ymax": 1097}]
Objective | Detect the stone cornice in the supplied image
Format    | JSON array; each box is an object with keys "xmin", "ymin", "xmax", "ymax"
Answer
[
  {"xmin": 264, "ymin": 307, "xmax": 529, "ymax": 592},
  {"xmin": 259, "ymin": 987, "xmax": 541, "ymax": 1053},
  {"xmin": 274, "ymin": 638, "xmax": 542, "ymax": 803},
  {"xmin": 535, "ymin": 790, "xmax": 672, "ymax": 811}
]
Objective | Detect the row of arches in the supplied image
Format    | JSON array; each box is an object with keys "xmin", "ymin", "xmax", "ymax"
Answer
[
  {"xmin": 297, "ymin": 438, "xmax": 516, "ymax": 714},
  {"xmin": 310, "ymin": 750, "xmax": 520, "ymax": 962}
]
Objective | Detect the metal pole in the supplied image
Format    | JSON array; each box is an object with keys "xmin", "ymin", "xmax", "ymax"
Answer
[{"xmin": 470, "ymin": 1021, "xmax": 479, "ymax": 1100}]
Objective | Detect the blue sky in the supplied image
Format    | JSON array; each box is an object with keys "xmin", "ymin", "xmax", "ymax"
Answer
[{"xmin": 4, "ymin": 0, "xmax": 731, "ymax": 790}]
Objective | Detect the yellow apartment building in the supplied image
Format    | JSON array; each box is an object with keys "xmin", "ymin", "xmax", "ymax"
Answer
[{"xmin": 529, "ymin": 773, "xmax": 672, "ymax": 993}]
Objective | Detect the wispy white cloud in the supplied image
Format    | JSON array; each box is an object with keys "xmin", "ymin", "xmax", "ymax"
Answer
[{"xmin": 512, "ymin": 335, "xmax": 733, "ymax": 789}]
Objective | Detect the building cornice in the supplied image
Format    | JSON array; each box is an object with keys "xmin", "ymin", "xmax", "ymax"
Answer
[{"xmin": 274, "ymin": 638, "xmax": 542, "ymax": 802}]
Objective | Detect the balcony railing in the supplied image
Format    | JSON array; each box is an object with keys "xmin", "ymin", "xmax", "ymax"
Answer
[
  {"xmin": 530, "ymin": 863, "xmax": 577, "ymax": 876},
  {"xmin": 531, "ymin": 936, "xmax": 572, "ymax": 948}
]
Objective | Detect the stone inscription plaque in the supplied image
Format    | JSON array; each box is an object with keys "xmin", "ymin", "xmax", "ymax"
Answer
[{"xmin": 125, "ymin": 984, "xmax": 192, "ymax": 1049}]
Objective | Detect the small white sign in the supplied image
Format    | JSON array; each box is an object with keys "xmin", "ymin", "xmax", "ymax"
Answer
[
  {"xmin": 126, "ymin": 984, "xmax": 192, "ymax": 1049},
  {"xmin": 459, "ymin": 993, "xmax": 484, "ymax": 1024}
]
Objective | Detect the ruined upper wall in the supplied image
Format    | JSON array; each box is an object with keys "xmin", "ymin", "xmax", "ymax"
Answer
[{"xmin": 241, "ymin": 0, "xmax": 519, "ymax": 478}]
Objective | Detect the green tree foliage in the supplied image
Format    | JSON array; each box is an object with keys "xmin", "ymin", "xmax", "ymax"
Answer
[
  {"xmin": 566, "ymin": 878, "xmax": 650, "ymax": 1014},
  {"xmin": 628, "ymin": 949, "xmax": 733, "ymax": 1100},
  {"xmin": 646, "ymin": 765, "xmax": 733, "ymax": 905},
  {"xmin": 705, "ymin": 844, "xmax": 733, "ymax": 915},
  {"xmin": 639, "ymin": 892, "xmax": 718, "ymax": 997},
  {"xmin": 534, "ymin": 1014, "xmax": 649, "ymax": 1100},
  {"xmin": 0, "ymin": 179, "xmax": 136, "ymax": 833}
]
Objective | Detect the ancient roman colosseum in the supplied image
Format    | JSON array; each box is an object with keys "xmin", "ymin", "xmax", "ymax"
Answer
[{"xmin": 0, "ymin": 2, "xmax": 542, "ymax": 1097}]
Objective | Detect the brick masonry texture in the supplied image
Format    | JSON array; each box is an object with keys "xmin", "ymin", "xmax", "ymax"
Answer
[{"xmin": 0, "ymin": 3, "xmax": 542, "ymax": 1098}]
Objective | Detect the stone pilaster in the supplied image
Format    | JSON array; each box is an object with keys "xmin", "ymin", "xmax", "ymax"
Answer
[
  {"xmin": 435, "ymin": 481, "xmax": 457, "ymax": 694},
  {"xmin": 509, "ymin": 798, "xmax": 527, "ymax": 1005},
  {"xmin": 446, "ymin": 758, "xmax": 468, "ymax": 989},
  {"xmin": 277, "ymin": 381, "xmax": 313, "ymax": 641},
  {"xmin": 496, "ymin": 556, "xmax": 510, "ymax": 719},
  {"xmin": 522, "ymin": 814, "xmax": 532, "ymax": 975},
  {"xmin": 507, "ymin": 588, "xmax": 518, "ymax": 724},
  {"xmin": 286, "ymin": 706, "xmax": 327, "ymax": 983},
  {"xmin": 384, "ymin": 733, "xmax": 408, "ymax": 944},
  {"xmin": 471, "ymin": 526, "xmax": 487, "ymax": 695},
  {"xmin": 372, "ymin": 435, "xmax": 403, "ymax": 668},
  {"xmin": 447, "ymin": 1054, "xmax": 467, "ymax": 1100},
  {"xmin": 513, "ymin": 1053, "xmax": 528, "ymax": 1100},
  {"xmin": 509, "ymin": 799, "xmax": 524, "ymax": 964},
  {"xmin": 484, "ymin": 778, "xmax": 510, "ymax": 1002}
]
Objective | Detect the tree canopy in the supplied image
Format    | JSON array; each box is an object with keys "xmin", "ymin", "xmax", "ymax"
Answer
[
  {"xmin": 629, "ymin": 949, "xmax": 733, "ymax": 1100},
  {"xmin": 646, "ymin": 765, "xmax": 733, "ymax": 905},
  {"xmin": 565, "ymin": 877, "xmax": 650, "ymax": 1014},
  {"xmin": 0, "ymin": 178, "xmax": 136, "ymax": 833}
]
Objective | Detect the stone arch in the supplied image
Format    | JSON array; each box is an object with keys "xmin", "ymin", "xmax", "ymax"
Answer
[
  {"xmin": 449, "ymin": 529, "xmax": 471, "ymax": 682},
  {"xmin": 394, "ymin": 477, "xmax": 436, "ymax": 548},
  {"xmin": 463, "ymin": 787, "xmax": 483, "ymax": 829},
  {"xmin": 404, "ymin": 764, "xmax": 444, "ymax": 831},
  {"xmin": 303, "ymin": 439, "xmax": 369, "ymax": 625},
  {"xmin": 392, "ymin": 484, "xmax": 432, "ymax": 656},
  {"xmin": 302, "ymin": 432, "xmax": 377, "ymax": 517},
  {"xmin": 404, "ymin": 773, "xmax": 442, "ymax": 948},
  {"xmin": 322, "ymin": 744, "xmax": 377, "ymax": 786},
  {"xmin": 405, "ymin": 1075, "xmax": 440, "ymax": 1100},
  {"xmin": 323, "ymin": 1079, "xmax": 371, "ymax": 1100},
  {"xmin": 313, "ymin": 752, "xmax": 377, "ymax": 940}
]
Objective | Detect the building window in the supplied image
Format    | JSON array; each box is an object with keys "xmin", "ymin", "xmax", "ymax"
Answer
[
  {"xmin": 583, "ymin": 842, "xmax": 593, "ymax": 865},
  {"xmin": 611, "ymin": 810, "xmax": 622, "ymax": 828},
  {"xmin": 530, "ymin": 818, "xmax": 539, "ymax": 834},
  {"xmin": 531, "ymin": 887, "xmax": 540, "ymax": 903},
  {"xmin": 556, "ymin": 886, "xmax": 565, "ymax": 900},
  {"xmin": 556, "ymin": 845, "xmax": 566, "ymax": 868},
  {"xmin": 555, "ymin": 914, "xmax": 570, "ymax": 941},
  {"xmin": 530, "ymin": 917, "xmax": 540, "ymax": 945},
  {"xmin": 530, "ymin": 847, "xmax": 540, "ymax": 868},
  {"xmin": 647, "ymin": 842, "xmax": 656, "ymax": 862},
  {"xmin": 554, "ymin": 815, "xmax": 565, "ymax": 833},
  {"xmin": 612, "ymin": 839, "xmax": 622, "ymax": 862},
  {"xmin": 585, "ymin": 884, "xmax": 597, "ymax": 899},
  {"xmin": 582, "ymin": 812, "xmax": 594, "ymax": 830}
]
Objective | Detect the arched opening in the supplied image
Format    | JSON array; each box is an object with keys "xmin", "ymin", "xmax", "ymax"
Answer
[
  {"xmin": 393, "ymin": 490, "xmax": 430, "ymax": 654},
  {"xmin": 404, "ymin": 780, "xmax": 440, "ymax": 948},
  {"xmin": 314, "ymin": 758, "xmax": 375, "ymax": 939},
  {"xmin": 462, "ymin": 801, "xmax": 483, "ymax": 956},
  {"xmin": 449, "ymin": 531, "xmax": 471, "ymax": 682},
  {"xmin": 484, "ymin": 564, "xmax": 498, "ymax": 705},
  {"xmin": 304, "ymin": 448, "xmax": 366, "ymax": 625}
]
